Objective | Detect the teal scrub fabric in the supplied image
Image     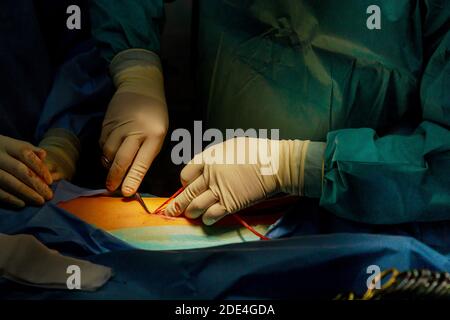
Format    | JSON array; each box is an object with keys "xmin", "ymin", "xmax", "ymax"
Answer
[
  {"xmin": 88, "ymin": 0, "xmax": 450, "ymax": 224},
  {"xmin": 89, "ymin": 0, "xmax": 165, "ymax": 62}
]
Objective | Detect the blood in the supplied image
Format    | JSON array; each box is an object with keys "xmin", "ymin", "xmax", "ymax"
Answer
[{"xmin": 157, "ymin": 187, "xmax": 271, "ymax": 241}]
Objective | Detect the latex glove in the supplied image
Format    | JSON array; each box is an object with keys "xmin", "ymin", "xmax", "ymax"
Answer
[
  {"xmin": 165, "ymin": 137, "xmax": 322, "ymax": 225},
  {"xmin": 0, "ymin": 135, "xmax": 53, "ymax": 208},
  {"xmin": 39, "ymin": 128, "xmax": 80, "ymax": 182},
  {"xmin": 100, "ymin": 49, "xmax": 168, "ymax": 197}
]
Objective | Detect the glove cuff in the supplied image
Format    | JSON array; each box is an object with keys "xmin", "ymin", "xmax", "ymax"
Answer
[
  {"xmin": 277, "ymin": 140, "xmax": 308, "ymax": 196},
  {"xmin": 39, "ymin": 128, "xmax": 80, "ymax": 180},
  {"xmin": 277, "ymin": 140, "xmax": 325, "ymax": 197},
  {"xmin": 110, "ymin": 49, "xmax": 166, "ymax": 105}
]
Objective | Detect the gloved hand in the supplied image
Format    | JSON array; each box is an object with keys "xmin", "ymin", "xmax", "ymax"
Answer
[
  {"xmin": 0, "ymin": 135, "xmax": 53, "ymax": 208},
  {"xmin": 165, "ymin": 137, "xmax": 325, "ymax": 225},
  {"xmin": 100, "ymin": 49, "xmax": 168, "ymax": 197},
  {"xmin": 39, "ymin": 128, "xmax": 81, "ymax": 182}
]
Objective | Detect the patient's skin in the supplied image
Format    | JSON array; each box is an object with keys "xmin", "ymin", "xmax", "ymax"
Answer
[{"xmin": 58, "ymin": 195, "xmax": 281, "ymax": 231}]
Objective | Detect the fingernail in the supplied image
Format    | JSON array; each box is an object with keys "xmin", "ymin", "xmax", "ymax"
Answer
[
  {"xmin": 10, "ymin": 199, "xmax": 25, "ymax": 209},
  {"xmin": 45, "ymin": 173, "xmax": 53, "ymax": 185},
  {"xmin": 45, "ymin": 188, "xmax": 53, "ymax": 201},
  {"xmin": 106, "ymin": 180, "xmax": 114, "ymax": 191},
  {"xmin": 204, "ymin": 217, "xmax": 216, "ymax": 226},
  {"xmin": 33, "ymin": 196, "xmax": 45, "ymax": 206},
  {"xmin": 123, "ymin": 186, "xmax": 133, "ymax": 196},
  {"xmin": 36, "ymin": 149, "xmax": 46, "ymax": 159}
]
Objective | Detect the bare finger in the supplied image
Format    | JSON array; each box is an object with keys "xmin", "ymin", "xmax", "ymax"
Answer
[
  {"xmin": 8, "ymin": 146, "xmax": 52, "ymax": 185},
  {"xmin": 0, "ymin": 169, "xmax": 45, "ymax": 206},
  {"xmin": 0, "ymin": 188, "xmax": 25, "ymax": 208},
  {"xmin": 0, "ymin": 154, "xmax": 53, "ymax": 200}
]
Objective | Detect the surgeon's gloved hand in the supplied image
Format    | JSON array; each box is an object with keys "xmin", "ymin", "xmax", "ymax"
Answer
[
  {"xmin": 39, "ymin": 128, "xmax": 81, "ymax": 182},
  {"xmin": 100, "ymin": 49, "xmax": 168, "ymax": 197},
  {"xmin": 0, "ymin": 135, "xmax": 53, "ymax": 208},
  {"xmin": 165, "ymin": 137, "xmax": 325, "ymax": 225}
]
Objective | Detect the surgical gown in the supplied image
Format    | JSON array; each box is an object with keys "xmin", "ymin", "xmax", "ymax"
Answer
[{"xmin": 89, "ymin": 0, "xmax": 450, "ymax": 224}]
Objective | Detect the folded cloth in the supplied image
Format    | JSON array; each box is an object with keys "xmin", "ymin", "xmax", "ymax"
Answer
[{"xmin": 0, "ymin": 233, "xmax": 112, "ymax": 291}]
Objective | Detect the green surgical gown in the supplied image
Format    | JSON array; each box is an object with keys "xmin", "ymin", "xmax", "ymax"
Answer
[{"xmin": 89, "ymin": 0, "xmax": 450, "ymax": 224}]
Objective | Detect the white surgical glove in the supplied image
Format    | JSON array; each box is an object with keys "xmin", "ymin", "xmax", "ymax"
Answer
[
  {"xmin": 100, "ymin": 49, "xmax": 168, "ymax": 197},
  {"xmin": 165, "ymin": 137, "xmax": 325, "ymax": 225},
  {"xmin": 0, "ymin": 135, "xmax": 53, "ymax": 208}
]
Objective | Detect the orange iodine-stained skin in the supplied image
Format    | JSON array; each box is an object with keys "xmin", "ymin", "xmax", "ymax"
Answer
[
  {"xmin": 58, "ymin": 196, "xmax": 285, "ymax": 231},
  {"xmin": 58, "ymin": 196, "xmax": 196, "ymax": 231}
]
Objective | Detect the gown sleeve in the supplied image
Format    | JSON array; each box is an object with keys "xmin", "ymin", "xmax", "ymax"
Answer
[
  {"xmin": 89, "ymin": 0, "xmax": 165, "ymax": 62},
  {"xmin": 319, "ymin": 0, "xmax": 450, "ymax": 224}
]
